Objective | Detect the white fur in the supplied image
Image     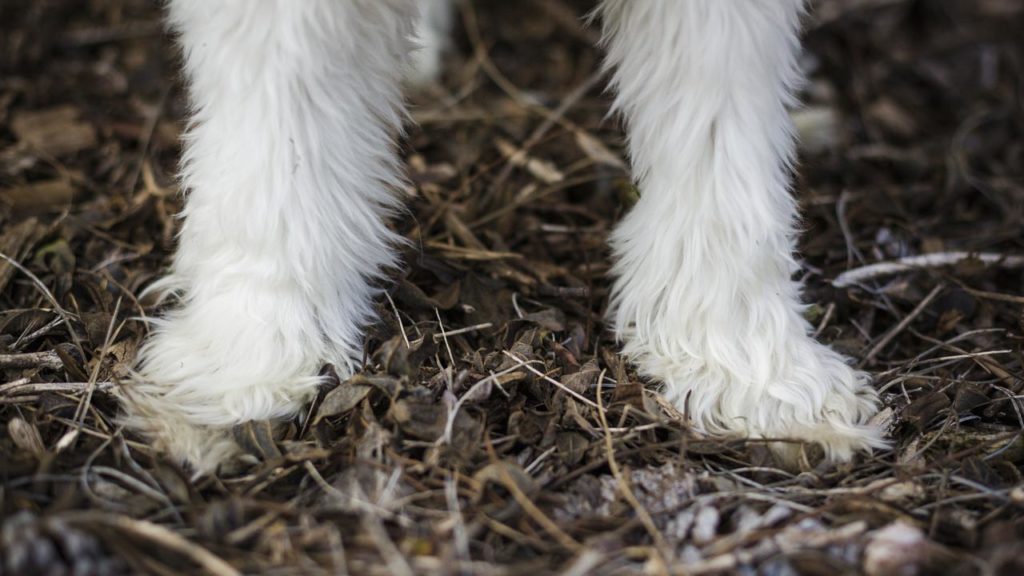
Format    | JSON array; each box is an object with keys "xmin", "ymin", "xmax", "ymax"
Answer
[
  {"xmin": 408, "ymin": 0, "xmax": 453, "ymax": 85},
  {"xmin": 124, "ymin": 0, "xmax": 884, "ymax": 471},
  {"xmin": 600, "ymin": 0, "xmax": 884, "ymax": 461},
  {"xmin": 124, "ymin": 0, "xmax": 415, "ymax": 470}
]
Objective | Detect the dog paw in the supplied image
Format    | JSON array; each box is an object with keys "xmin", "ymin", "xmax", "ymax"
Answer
[
  {"xmin": 625, "ymin": 328, "xmax": 887, "ymax": 465},
  {"xmin": 121, "ymin": 279, "xmax": 352, "ymax": 473}
]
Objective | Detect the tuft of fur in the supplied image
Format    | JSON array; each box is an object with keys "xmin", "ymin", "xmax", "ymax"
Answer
[
  {"xmin": 123, "ymin": 0, "xmax": 417, "ymax": 472},
  {"xmin": 407, "ymin": 0, "xmax": 453, "ymax": 85},
  {"xmin": 598, "ymin": 0, "xmax": 886, "ymax": 462}
]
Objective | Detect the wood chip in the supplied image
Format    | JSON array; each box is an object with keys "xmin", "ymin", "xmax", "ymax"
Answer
[
  {"xmin": 0, "ymin": 179, "xmax": 75, "ymax": 215},
  {"xmin": 11, "ymin": 105, "xmax": 97, "ymax": 157}
]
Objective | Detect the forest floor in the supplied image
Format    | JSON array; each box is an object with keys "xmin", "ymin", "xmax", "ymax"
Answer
[{"xmin": 2, "ymin": 0, "xmax": 1023, "ymax": 574}]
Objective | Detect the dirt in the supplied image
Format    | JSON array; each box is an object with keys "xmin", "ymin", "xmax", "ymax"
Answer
[{"xmin": 2, "ymin": 0, "xmax": 1023, "ymax": 574}]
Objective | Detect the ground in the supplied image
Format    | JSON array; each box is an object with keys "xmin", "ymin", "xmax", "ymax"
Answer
[{"xmin": 2, "ymin": 0, "xmax": 1024, "ymax": 574}]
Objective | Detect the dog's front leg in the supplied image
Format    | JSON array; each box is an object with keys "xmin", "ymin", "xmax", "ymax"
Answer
[
  {"xmin": 123, "ymin": 0, "xmax": 416, "ymax": 472},
  {"xmin": 599, "ymin": 0, "xmax": 886, "ymax": 463}
]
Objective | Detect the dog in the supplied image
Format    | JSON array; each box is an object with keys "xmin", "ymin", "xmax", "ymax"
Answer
[{"xmin": 122, "ymin": 0, "xmax": 887, "ymax": 472}]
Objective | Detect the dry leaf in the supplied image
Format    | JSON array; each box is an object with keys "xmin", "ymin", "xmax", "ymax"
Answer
[{"xmin": 315, "ymin": 383, "xmax": 372, "ymax": 424}]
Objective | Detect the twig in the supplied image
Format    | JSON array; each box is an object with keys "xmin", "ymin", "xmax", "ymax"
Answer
[
  {"xmin": 445, "ymin": 475, "xmax": 471, "ymax": 565},
  {"xmin": 0, "ymin": 350, "xmax": 63, "ymax": 371},
  {"xmin": 501, "ymin": 351, "xmax": 600, "ymax": 409},
  {"xmin": 862, "ymin": 283, "xmax": 945, "ymax": 364},
  {"xmin": 483, "ymin": 439, "xmax": 582, "ymax": 552},
  {"xmin": 435, "ymin": 307, "xmax": 456, "ymax": 374},
  {"xmin": 432, "ymin": 322, "xmax": 492, "ymax": 341},
  {"xmin": 0, "ymin": 380, "xmax": 116, "ymax": 397},
  {"xmin": 63, "ymin": 512, "xmax": 240, "ymax": 576},
  {"xmin": 74, "ymin": 297, "xmax": 123, "ymax": 427},
  {"xmin": 441, "ymin": 364, "xmax": 522, "ymax": 444},
  {"xmin": 559, "ymin": 549, "xmax": 606, "ymax": 576},
  {"xmin": 354, "ymin": 483, "xmax": 416, "ymax": 576},
  {"xmin": 836, "ymin": 189, "xmax": 864, "ymax": 268},
  {"xmin": 124, "ymin": 86, "xmax": 170, "ymax": 198},
  {"xmin": 833, "ymin": 252, "xmax": 1024, "ymax": 288},
  {"xmin": 384, "ymin": 291, "xmax": 410, "ymax": 348},
  {"xmin": 0, "ymin": 250, "xmax": 84, "ymax": 354},
  {"xmin": 812, "ymin": 302, "xmax": 836, "ymax": 339}
]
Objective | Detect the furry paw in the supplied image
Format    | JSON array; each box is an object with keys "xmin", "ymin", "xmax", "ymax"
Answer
[
  {"xmin": 121, "ymin": 280, "xmax": 354, "ymax": 474},
  {"xmin": 624, "ymin": 328, "xmax": 887, "ymax": 465}
]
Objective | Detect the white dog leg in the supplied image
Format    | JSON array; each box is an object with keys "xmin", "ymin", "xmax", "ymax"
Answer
[
  {"xmin": 124, "ymin": 0, "xmax": 415, "ymax": 471},
  {"xmin": 599, "ymin": 0, "xmax": 885, "ymax": 462}
]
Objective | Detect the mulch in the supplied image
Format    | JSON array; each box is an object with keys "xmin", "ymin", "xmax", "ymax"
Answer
[{"xmin": 2, "ymin": 0, "xmax": 1023, "ymax": 574}]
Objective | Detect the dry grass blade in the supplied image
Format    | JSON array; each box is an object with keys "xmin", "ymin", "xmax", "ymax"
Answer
[
  {"xmin": 595, "ymin": 370, "xmax": 672, "ymax": 572},
  {"xmin": 64, "ymin": 512, "xmax": 240, "ymax": 576},
  {"xmin": 501, "ymin": 350, "xmax": 600, "ymax": 409}
]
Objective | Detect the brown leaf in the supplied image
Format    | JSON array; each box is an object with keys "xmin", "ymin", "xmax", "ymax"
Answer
[
  {"xmin": 561, "ymin": 359, "xmax": 600, "ymax": 395},
  {"xmin": 903, "ymin": 391, "xmax": 951, "ymax": 431},
  {"xmin": 390, "ymin": 397, "xmax": 447, "ymax": 440},
  {"xmin": 508, "ymin": 409, "xmax": 546, "ymax": 445},
  {"xmin": 376, "ymin": 334, "xmax": 435, "ymax": 378},
  {"xmin": 520, "ymin": 307, "xmax": 566, "ymax": 332},
  {"xmin": 231, "ymin": 421, "xmax": 282, "ymax": 461},
  {"xmin": 556, "ymin": 431, "xmax": 590, "ymax": 466},
  {"xmin": 952, "ymin": 383, "xmax": 989, "ymax": 414},
  {"xmin": 315, "ymin": 383, "xmax": 372, "ymax": 424},
  {"xmin": 392, "ymin": 278, "xmax": 444, "ymax": 311}
]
